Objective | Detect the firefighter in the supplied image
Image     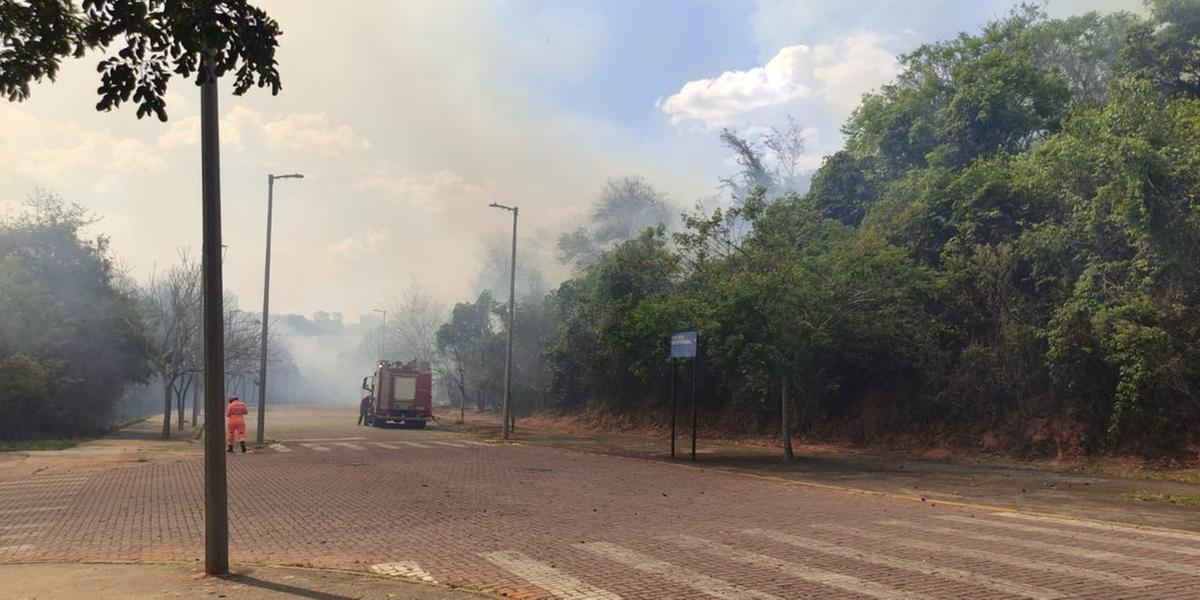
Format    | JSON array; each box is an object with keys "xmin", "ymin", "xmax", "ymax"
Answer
[
  {"xmin": 226, "ymin": 394, "xmax": 249, "ymax": 453},
  {"xmin": 358, "ymin": 394, "xmax": 371, "ymax": 426}
]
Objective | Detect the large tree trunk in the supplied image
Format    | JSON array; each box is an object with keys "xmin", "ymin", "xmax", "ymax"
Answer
[
  {"xmin": 782, "ymin": 375, "xmax": 794, "ymax": 461},
  {"xmin": 162, "ymin": 375, "xmax": 174, "ymax": 440}
]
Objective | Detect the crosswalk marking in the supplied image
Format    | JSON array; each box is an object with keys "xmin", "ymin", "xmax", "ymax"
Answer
[
  {"xmin": 270, "ymin": 439, "xmax": 500, "ymax": 452},
  {"xmin": 939, "ymin": 515, "xmax": 1200, "ymax": 557},
  {"xmin": 673, "ymin": 534, "xmax": 931, "ymax": 600},
  {"xmin": 370, "ymin": 561, "xmax": 438, "ymax": 583},
  {"xmin": 580, "ymin": 541, "xmax": 780, "ymax": 600},
  {"xmin": 483, "ymin": 550, "xmax": 623, "ymax": 600},
  {"xmin": 0, "ymin": 506, "xmax": 67, "ymax": 516},
  {"xmin": 290, "ymin": 437, "xmax": 367, "ymax": 442},
  {"xmin": 738, "ymin": 529, "xmax": 1061, "ymax": 599},
  {"xmin": 997, "ymin": 512, "xmax": 1200, "ymax": 543},
  {"xmin": 882, "ymin": 520, "xmax": 1200, "ymax": 576},
  {"xmin": 813, "ymin": 524, "xmax": 1157, "ymax": 588},
  {"xmin": 0, "ymin": 544, "xmax": 35, "ymax": 552}
]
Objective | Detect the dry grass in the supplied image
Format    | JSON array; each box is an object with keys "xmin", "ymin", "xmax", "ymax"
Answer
[{"xmin": 1128, "ymin": 490, "xmax": 1200, "ymax": 506}]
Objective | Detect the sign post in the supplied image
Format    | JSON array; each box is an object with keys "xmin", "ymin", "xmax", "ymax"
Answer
[
  {"xmin": 669, "ymin": 359, "xmax": 676, "ymax": 458},
  {"xmin": 669, "ymin": 331, "xmax": 698, "ymax": 461}
]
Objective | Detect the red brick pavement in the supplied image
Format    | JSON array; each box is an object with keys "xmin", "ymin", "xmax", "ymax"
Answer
[{"xmin": 2, "ymin": 439, "xmax": 1199, "ymax": 599}]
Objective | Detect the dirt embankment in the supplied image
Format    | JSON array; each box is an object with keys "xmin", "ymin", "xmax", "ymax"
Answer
[{"xmin": 513, "ymin": 402, "xmax": 1198, "ymax": 468}]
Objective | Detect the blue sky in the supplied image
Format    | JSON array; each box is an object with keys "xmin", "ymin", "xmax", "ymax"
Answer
[{"xmin": 0, "ymin": 0, "xmax": 1145, "ymax": 319}]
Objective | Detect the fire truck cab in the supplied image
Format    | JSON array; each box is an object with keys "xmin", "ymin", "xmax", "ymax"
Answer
[{"xmin": 360, "ymin": 359, "xmax": 433, "ymax": 428}]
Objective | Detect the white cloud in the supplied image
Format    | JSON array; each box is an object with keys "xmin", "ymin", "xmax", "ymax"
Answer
[
  {"xmin": 157, "ymin": 116, "xmax": 200, "ymax": 149},
  {"xmin": 660, "ymin": 33, "xmax": 899, "ymax": 131},
  {"xmin": 155, "ymin": 107, "xmax": 368, "ymax": 157},
  {"xmin": 109, "ymin": 139, "xmax": 167, "ymax": 172},
  {"xmin": 263, "ymin": 112, "xmax": 371, "ymax": 155},
  {"xmin": 320, "ymin": 229, "xmax": 389, "ymax": 263},
  {"xmin": 355, "ymin": 168, "xmax": 491, "ymax": 213},
  {"xmin": 0, "ymin": 103, "xmax": 168, "ymax": 177}
]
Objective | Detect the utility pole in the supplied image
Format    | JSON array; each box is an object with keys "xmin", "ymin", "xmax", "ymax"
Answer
[
  {"xmin": 256, "ymin": 172, "xmax": 303, "ymax": 446},
  {"xmin": 489, "ymin": 202, "xmax": 518, "ymax": 440},
  {"xmin": 200, "ymin": 51, "xmax": 228, "ymax": 576},
  {"xmin": 373, "ymin": 308, "xmax": 387, "ymax": 360}
]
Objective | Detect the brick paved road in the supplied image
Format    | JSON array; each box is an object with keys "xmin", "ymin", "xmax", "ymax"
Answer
[{"xmin": 2, "ymin": 423, "xmax": 1199, "ymax": 599}]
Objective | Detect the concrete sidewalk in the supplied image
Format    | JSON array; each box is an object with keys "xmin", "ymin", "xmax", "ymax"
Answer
[{"xmin": 0, "ymin": 562, "xmax": 485, "ymax": 600}]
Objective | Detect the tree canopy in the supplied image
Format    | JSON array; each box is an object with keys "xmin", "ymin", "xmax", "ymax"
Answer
[{"xmin": 439, "ymin": 1, "xmax": 1200, "ymax": 454}]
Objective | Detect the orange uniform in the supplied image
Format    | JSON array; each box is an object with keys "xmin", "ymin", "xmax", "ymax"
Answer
[{"xmin": 226, "ymin": 399, "xmax": 249, "ymax": 444}]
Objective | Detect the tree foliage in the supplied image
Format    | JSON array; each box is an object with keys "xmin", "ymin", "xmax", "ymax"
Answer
[
  {"xmin": 1, "ymin": 0, "xmax": 282, "ymax": 119},
  {"xmin": 439, "ymin": 2, "xmax": 1200, "ymax": 453},
  {"xmin": 0, "ymin": 190, "xmax": 148, "ymax": 439}
]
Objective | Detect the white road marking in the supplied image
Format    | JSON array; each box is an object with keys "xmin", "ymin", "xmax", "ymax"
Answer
[
  {"xmin": 331, "ymin": 442, "xmax": 366, "ymax": 450},
  {"xmin": 368, "ymin": 442, "xmax": 401, "ymax": 450},
  {"xmin": 299, "ymin": 443, "xmax": 331, "ymax": 452},
  {"xmin": 397, "ymin": 441, "xmax": 431, "ymax": 449},
  {"xmin": 0, "ymin": 523, "xmax": 51, "ymax": 531},
  {"xmin": 464, "ymin": 441, "xmax": 490, "ymax": 446},
  {"xmin": 482, "ymin": 550, "xmax": 623, "ymax": 600},
  {"xmin": 940, "ymin": 514, "xmax": 1200, "ymax": 557},
  {"xmin": 0, "ymin": 544, "xmax": 35, "ymax": 552},
  {"xmin": 672, "ymin": 534, "xmax": 933, "ymax": 600},
  {"xmin": 814, "ymin": 523, "xmax": 1157, "ymax": 588},
  {"xmin": 289, "ymin": 437, "xmax": 367, "ymax": 442},
  {"xmin": 740, "ymin": 529, "xmax": 1062, "ymax": 599},
  {"xmin": 580, "ymin": 541, "xmax": 780, "ymax": 600},
  {"xmin": 0, "ymin": 506, "xmax": 67, "ymax": 516},
  {"xmin": 370, "ymin": 561, "xmax": 438, "ymax": 583},
  {"xmin": 431, "ymin": 441, "xmax": 466, "ymax": 448},
  {"xmin": 268, "ymin": 443, "xmax": 292, "ymax": 453},
  {"xmin": 883, "ymin": 520, "xmax": 1200, "ymax": 576},
  {"xmin": 997, "ymin": 512, "xmax": 1200, "ymax": 543}
]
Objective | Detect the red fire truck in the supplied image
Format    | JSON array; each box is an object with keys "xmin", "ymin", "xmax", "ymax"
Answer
[{"xmin": 360, "ymin": 360, "xmax": 433, "ymax": 428}]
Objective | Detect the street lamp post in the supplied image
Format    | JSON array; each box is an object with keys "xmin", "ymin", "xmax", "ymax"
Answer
[
  {"xmin": 489, "ymin": 202, "xmax": 518, "ymax": 440},
  {"xmin": 256, "ymin": 172, "xmax": 303, "ymax": 447},
  {"xmin": 200, "ymin": 54, "xmax": 229, "ymax": 576},
  {"xmin": 374, "ymin": 308, "xmax": 387, "ymax": 361}
]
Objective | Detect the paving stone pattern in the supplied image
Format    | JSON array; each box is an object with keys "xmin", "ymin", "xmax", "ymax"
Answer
[{"xmin": 2, "ymin": 438, "xmax": 1198, "ymax": 599}]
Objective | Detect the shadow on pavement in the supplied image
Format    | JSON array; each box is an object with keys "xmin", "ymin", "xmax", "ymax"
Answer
[{"xmin": 225, "ymin": 574, "xmax": 360, "ymax": 600}]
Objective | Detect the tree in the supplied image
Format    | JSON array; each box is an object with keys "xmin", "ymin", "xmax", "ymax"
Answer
[
  {"xmin": 0, "ymin": 190, "xmax": 148, "ymax": 440},
  {"xmin": 2, "ymin": 0, "xmax": 281, "ymax": 119},
  {"xmin": 719, "ymin": 116, "xmax": 809, "ymax": 203},
  {"xmin": 436, "ymin": 292, "xmax": 497, "ymax": 413},
  {"xmin": 4, "ymin": 1, "xmax": 284, "ymax": 572},
  {"xmin": 141, "ymin": 251, "xmax": 201, "ymax": 439},
  {"xmin": 387, "ymin": 280, "xmax": 446, "ymax": 363},
  {"xmin": 557, "ymin": 176, "xmax": 674, "ymax": 270}
]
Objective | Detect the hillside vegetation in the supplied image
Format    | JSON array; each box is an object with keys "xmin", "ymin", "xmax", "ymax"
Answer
[{"xmin": 439, "ymin": 2, "xmax": 1200, "ymax": 456}]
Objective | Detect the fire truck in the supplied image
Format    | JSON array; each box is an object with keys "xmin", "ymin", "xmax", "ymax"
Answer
[{"xmin": 360, "ymin": 359, "xmax": 433, "ymax": 428}]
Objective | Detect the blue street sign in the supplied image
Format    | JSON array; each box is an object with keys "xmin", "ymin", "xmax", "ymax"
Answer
[{"xmin": 670, "ymin": 331, "xmax": 698, "ymax": 358}]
